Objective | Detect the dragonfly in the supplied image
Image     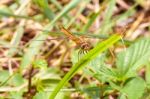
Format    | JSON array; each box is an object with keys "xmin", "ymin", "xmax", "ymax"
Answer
[
  {"xmin": 60, "ymin": 26, "xmax": 93, "ymax": 54},
  {"xmin": 0, "ymin": 26, "xmax": 93, "ymax": 58}
]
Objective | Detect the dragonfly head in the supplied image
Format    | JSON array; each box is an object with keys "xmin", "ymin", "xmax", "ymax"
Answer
[{"xmin": 80, "ymin": 42, "xmax": 93, "ymax": 51}]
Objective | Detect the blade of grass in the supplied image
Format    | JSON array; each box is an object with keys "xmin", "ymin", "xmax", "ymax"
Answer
[
  {"xmin": 5, "ymin": 0, "xmax": 30, "ymax": 57},
  {"xmin": 81, "ymin": 1, "xmax": 107, "ymax": 33},
  {"xmin": 96, "ymin": 0, "xmax": 116, "ymax": 34},
  {"xmin": 49, "ymin": 34, "xmax": 121, "ymax": 99},
  {"xmin": 65, "ymin": 0, "xmax": 90, "ymax": 28},
  {"xmin": 21, "ymin": 0, "xmax": 81, "ymax": 69},
  {"xmin": 45, "ymin": 0, "xmax": 81, "ymax": 29},
  {"xmin": 81, "ymin": 10, "xmax": 101, "ymax": 33},
  {"xmin": 96, "ymin": 3, "xmax": 137, "ymax": 35},
  {"xmin": 50, "ymin": 0, "xmax": 62, "ymax": 10},
  {"xmin": 81, "ymin": 11, "xmax": 100, "ymax": 33},
  {"xmin": 115, "ymin": 4, "xmax": 137, "ymax": 23},
  {"xmin": 6, "ymin": 20, "xmax": 25, "ymax": 57},
  {"xmin": 34, "ymin": 0, "xmax": 55, "ymax": 20},
  {"xmin": 0, "ymin": 10, "xmax": 31, "ymax": 19}
]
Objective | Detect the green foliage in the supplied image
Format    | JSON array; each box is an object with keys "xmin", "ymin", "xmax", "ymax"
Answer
[
  {"xmin": 10, "ymin": 73, "xmax": 25, "ymax": 86},
  {"xmin": 88, "ymin": 38, "xmax": 150, "ymax": 99},
  {"xmin": 0, "ymin": 5, "xmax": 13, "ymax": 18},
  {"xmin": 50, "ymin": 34, "xmax": 121, "ymax": 98},
  {"xmin": 33, "ymin": 91, "xmax": 65, "ymax": 99},
  {"xmin": 81, "ymin": 10, "xmax": 100, "ymax": 33},
  {"xmin": 33, "ymin": 92, "xmax": 49, "ymax": 99},
  {"xmin": 6, "ymin": 25, "xmax": 24, "ymax": 57},
  {"xmin": 0, "ymin": 0, "xmax": 149, "ymax": 99},
  {"xmin": 116, "ymin": 38, "xmax": 150, "ymax": 79},
  {"xmin": 32, "ymin": 59, "xmax": 48, "ymax": 69},
  {"xmin": 34, "ymin": 0, "xmax": 55, "ymax": 20},
  {"xmin": 10, "ymin": 91, "xmax": 23, "ymax": 99},
  {"xmin": 97, "ymin": 0, "xmax": 116, "ymax": 34},
  {"xmin": 120, "ymin": 77, "xmax": 146, "ymax": 99},
  {"xmin": 21, "ymin": 0, "xmax": 81, "ymax": 69},
  {"xmin": 82, "ymin": 86, "xmax": 101, "ymax": 99},
  {"xmin": 0, "ymin": 70, "xmax": 9, "ymax": 85},
  {"xmin": 146, "ymin": 63, "xmax": 150, "ymax": 88}
]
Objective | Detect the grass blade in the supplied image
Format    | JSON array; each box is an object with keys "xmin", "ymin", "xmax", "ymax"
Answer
[
  {"xmin": 34, "ymin": 0, "xmax": 55, "ymax": 20},
  {"xmin": 50, "ymin": 0, "xmax": 62, "ymax": 10},
  {"xmin": 66, "ymin": 0, "xmax": 90, "ymax": 28},
  {"xmin": 81, "ymin": 1, "xmax": 107, "ymax": 33},
  {"xmin": 45, "ymin": 0, "xmax": 81, "ymax": 29},
  {"xmin": 96, "ymin": 0, "xmax": 116, "ymax": 34},
  {"xmin": 6, "ymin": 22, "xmax": 24, "ymax": 57},
  {"xmin": 49, "ymin": 34, "xmax": 121, "ymax": 99}
]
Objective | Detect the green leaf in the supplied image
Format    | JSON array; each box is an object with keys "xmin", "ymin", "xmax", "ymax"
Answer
[
  {"xmin": 0, "ymin": 70, "xmax": 9, "ymax": 85},
  {"xmin": 33, "ymin": 91, "xmax": 65, "ymax": 99},
  {"xmin": 82, "ymin": 86, "xmax": 101, "ymax": 99},
  {"xmin": 146, "ymin": 63, "xmax": 150, "ymax": 88},
  {"xmin": 88, "ymin": 53, "xmax": 120, "ymax": 82},
  {"xmin": 49, "ymin": 34, "xmax": 121, "ymax": 99},
  {"xmin": 116, "ymin": 38, "xmax": 150, "ymax": 78},
  {"xmin": 33, "ymin": 92, "xmax": 49, "ymax": 99},
  {"xmin": 109, "ymin": 80, "xmax": 121, "ymax": 91},
  {"xmin": 121, "ymin": 77, "xmax": 146, "ymax": 99},
  {"xmin": 119, "ymin": 93, "xmax": 127, "ymax": 99},
  {"xmin": 9, "ymin": 73, "xmax": 25, "ymax": 86},
  {"xmin": 32, "ymin": 59, "xmax": 48, "ymax": 69},
  {"xmin": 98, "ymin": 66, "xmax": 118, "ymax": 80},
  {"xmin": 34, "ymin": 68, "xmax": 61, "ymax": 91},
  {"xmin": 87, "ymin": 54, "xmax": 112, "ymax": 83},
  {"xmin": 10, "ymin": 91, "xmax": 23, "ymax": 99}
]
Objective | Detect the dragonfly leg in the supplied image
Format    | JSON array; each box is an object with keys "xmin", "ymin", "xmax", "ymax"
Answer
[{"xmin": 78, "ymin": 49, "xmax": 82, "ymax": 60}]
